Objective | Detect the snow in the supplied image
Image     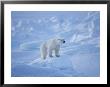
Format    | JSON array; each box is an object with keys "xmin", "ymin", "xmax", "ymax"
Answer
[{"xmin": 11, "ymin": 11, "xmax": 100, "ymax": 77}]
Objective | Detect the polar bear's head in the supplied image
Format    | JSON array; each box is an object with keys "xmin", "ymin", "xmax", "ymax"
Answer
[{"xmin": 57, "ymin": 39, "xmax": 65, "ymax": 44}]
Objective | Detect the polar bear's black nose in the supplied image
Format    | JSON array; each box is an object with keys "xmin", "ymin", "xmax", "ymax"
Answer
[{"xmin": 63, "ymin": 41, "xmax": 65, "ymax": 43}]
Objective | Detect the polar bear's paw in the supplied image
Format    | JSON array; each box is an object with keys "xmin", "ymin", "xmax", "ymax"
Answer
[
  {"xmin": 49, "ymin": 55, "xmax": 53, "ymax": 57},
  {"xmin": 56, "ymin": 55, "xmax": 60, "ymax": 57}
]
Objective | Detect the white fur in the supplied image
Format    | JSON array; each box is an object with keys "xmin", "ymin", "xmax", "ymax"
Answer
[{"xmin": 40, "ymin": 38, "xmax": 64, "ymax": 59}]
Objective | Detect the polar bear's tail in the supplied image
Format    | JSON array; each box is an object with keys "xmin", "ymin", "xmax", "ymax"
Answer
[{"xmin": 40, "ymin": 43, "xmax": 47, "ymax": 60}]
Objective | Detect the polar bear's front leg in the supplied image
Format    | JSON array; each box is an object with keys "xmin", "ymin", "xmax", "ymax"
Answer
[{"xmin": 55, "ymin": 48, "xmax": 60, "ymax": 57}]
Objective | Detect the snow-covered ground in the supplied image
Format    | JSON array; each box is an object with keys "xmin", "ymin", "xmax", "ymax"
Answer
[{"xmin": 11, "ymin": 11, "xmax": 100, "ymax": 77}]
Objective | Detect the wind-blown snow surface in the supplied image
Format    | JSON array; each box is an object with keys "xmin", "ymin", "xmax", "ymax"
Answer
[{"xmin": 11, "ymin": 11, "xmax": 100, "ymax": 77}]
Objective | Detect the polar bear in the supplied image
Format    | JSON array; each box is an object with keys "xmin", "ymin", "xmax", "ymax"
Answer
[{"xmin": 40, "ymin": 38, "xmax": 65, "ymax": 59}]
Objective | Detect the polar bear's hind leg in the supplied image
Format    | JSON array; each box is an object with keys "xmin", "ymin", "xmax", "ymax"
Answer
[
  {"xmin": 49, "ymin": 49, "xmax": 53, "ymax": 57},
  {"xmin": 40, "ymin": 44, "xmax": 47, "ymax": 59}
]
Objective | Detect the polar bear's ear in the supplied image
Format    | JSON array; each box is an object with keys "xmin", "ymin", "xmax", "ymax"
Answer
[
  {"xmin": 57, "ymin": 39, "xmax": 61, "ymax": 40},
  {"xmin": 57, "ymin": 39, "xmax": 63, "ymax": 41}
]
